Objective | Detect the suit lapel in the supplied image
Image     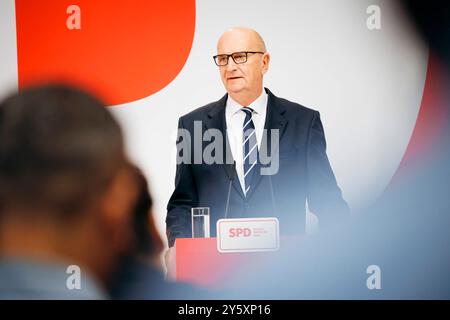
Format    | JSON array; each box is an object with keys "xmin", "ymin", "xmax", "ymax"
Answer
[
  {"xmin": 205, "ymin": 94, "xmax": 246, "ymax": 200},
  {"xmin": 246, "ymin": 88, "xmax": 288, "ymax": 199}
]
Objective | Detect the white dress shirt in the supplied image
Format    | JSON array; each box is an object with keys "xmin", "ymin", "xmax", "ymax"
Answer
[{"xmin": 225, "ymin": 90, "xmax": 268, "ymax": 195}]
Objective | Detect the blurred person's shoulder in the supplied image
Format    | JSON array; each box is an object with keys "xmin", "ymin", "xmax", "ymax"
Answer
[
  {"xmin": 0, "ymin": 258, "xmax": 106, "ymax": 300},
  {"xmin": 110, "ymin": 259, "xmax": 210, "ymax": 300}
]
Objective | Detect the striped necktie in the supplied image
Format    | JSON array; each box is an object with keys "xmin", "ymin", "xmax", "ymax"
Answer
[{"xmin": 242, "ymin": 107, "xmax": 258, "ymax": 195}]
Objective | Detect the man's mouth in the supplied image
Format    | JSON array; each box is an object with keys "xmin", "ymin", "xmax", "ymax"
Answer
[{"xmin": 227, "ymin": 76, "xmax": 242, "ymax": 80}]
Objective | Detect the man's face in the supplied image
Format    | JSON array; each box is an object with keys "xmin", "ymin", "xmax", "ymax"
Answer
[{"xmin": 217, "ymin": 30, "xmax": 269, "ymax": 97}]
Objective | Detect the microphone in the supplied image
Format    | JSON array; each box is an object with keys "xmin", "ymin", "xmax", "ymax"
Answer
[{"xmin": 224, "ymin": 161, "xmax": 236, "ymax": 219}]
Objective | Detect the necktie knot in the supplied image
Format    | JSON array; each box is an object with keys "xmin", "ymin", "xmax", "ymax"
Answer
[{"xmin": 241, "ymin": 107, "xmax": 254, "ymax": 117}]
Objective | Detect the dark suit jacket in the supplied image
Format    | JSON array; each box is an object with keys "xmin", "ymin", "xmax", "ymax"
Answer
[{"xmin": 166, "ymin": 88, "xmax": 349, "ymax": 246}]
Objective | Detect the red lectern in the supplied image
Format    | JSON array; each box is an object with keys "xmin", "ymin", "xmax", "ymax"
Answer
[{"xmin": 167, "ymin": 237, "xmax": 292, "ymax": 289}]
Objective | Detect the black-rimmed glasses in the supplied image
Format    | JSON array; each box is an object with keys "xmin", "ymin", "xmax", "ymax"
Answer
[{"xmin": 213, "ymin": 51, "xmax": 264, "ymax": 66}]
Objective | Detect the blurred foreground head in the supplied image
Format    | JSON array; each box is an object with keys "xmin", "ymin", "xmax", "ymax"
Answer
[
  {"xmin": 129, "ymin": 164, "xmax": 164, "ymax": 264},
  {"xmin": 0, "ymin": 84, "xmax": 138, "ymax": 297},
  {"xmin": 401, "ymin": 1, "xmax": 450, "ymax": 66}
]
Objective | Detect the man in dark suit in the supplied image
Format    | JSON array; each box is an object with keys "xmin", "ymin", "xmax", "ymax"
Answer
[{"xmin": 166, "ymin": 27, "xmax": 349, "ymax": 248}]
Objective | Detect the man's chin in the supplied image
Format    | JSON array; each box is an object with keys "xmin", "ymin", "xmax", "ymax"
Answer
[{"xmin": 226, "ymin": 85, "xmax": 244, "ymax": 94}]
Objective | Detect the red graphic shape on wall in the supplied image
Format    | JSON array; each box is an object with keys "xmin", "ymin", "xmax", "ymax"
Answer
[{"xmin": 15, "ymin": 0, "xmax": 196, "ymax": 105}]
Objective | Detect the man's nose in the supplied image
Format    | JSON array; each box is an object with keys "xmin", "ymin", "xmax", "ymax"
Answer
[{"xmin": 226, "ymin": 57, "xmax": 238, "ymax": 72}]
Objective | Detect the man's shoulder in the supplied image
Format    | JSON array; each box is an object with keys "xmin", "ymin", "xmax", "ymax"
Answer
[
  {"xmin": 270, "ymin": 90, "xmax": 319, "ymax": 119},
  {"xmin": 178, "ymin": 90, "xmax": 320, "ymax": 124},
  {"xmin": 179, "ymin": 95, "xmax": 226, "ymax": 122}
]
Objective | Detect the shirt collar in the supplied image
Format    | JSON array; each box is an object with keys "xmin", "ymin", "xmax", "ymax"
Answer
[{"xmin": 226, "ymin": 89, "xmax": 268, "ymax": 116}]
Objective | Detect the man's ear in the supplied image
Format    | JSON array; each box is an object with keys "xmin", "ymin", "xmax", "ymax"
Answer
[
  {"xmin": 98, "ymin": 167, "xmax": 137, "ymax": 249},
  {"xmin": 262, "ymin": 52, "xmax": 270, "ymax": 75}
]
